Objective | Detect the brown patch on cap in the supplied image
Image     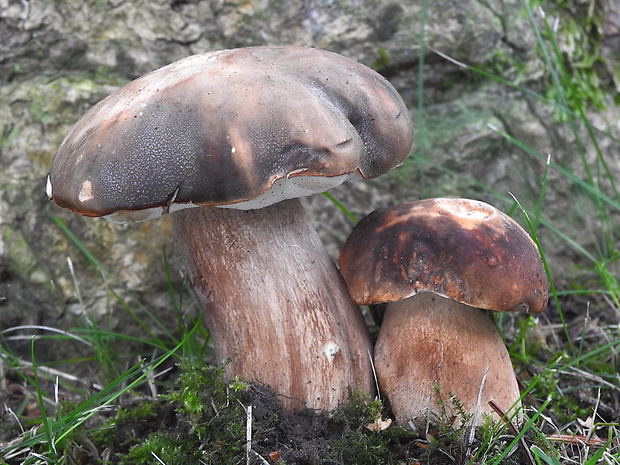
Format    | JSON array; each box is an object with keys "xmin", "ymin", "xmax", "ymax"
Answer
[
  {"xmin": 48, "ymin": 46, "xmax": 413, "ymax": 217},
  {"xmin": 339, "ymin": 198, "xmax": 549, "ymax": 313}
]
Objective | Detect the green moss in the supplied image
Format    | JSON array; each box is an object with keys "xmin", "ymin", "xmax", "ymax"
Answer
[
  {"xmin": 328, "ymin": 392, "xmax": 415, "ymax": 464},
  {"xmin": 2, "ymin": 226, "xmax": 40, "ymax": 280},
  {"xmin": 330, "ymin": 429, "xmax": 396, "ymax": 464},
  {"xmin": 0, "ymin": 123, "xmax": 17, "ymax": 148},
  {"xmin": 99, "ymin": 364, "xmax": 252, "ymax": 464},
  {"xmin": 534, "ymin": 0, "xmax": 612, "ymax": 118},
  {"xmin": 373, "ymin": 48, "xmax": 391, "ymax": 70},
  {"xmin": 125, "ymin": 432, "xmax": 203, "ymax": 464},
  {"xmin": 92, "ymin": 361, "xmax": 577, "ymax": 464},
  {"xmin": 92, "ymin": 401, "xmax": 179, "ymax": 457},
  {"xmin": 479, "ymin": 46, "xmax": 528, "ymax": 80},
  {"xmin": 16, "ymin": 75, "xmax": 121, "ymax": 135}
]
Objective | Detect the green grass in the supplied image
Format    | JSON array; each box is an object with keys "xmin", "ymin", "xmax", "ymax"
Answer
[
  {"xmin": 0, "ymin": 228, "xmax": 211, "ymax": 464},
  {"xmin": 1, "ymin": 0, "xmax": 619, "ymax": 463}
]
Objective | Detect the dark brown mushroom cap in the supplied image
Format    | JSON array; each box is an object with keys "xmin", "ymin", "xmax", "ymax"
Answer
[
  {"xmin": 339, "ymin": 198, "xmax": 549, "ymax": 313},
  {"xmin": 47, "ymin": 46, "xmax": 413, "ymax": 219}
]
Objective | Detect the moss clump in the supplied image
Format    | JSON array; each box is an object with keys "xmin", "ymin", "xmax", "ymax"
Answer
[
  {"xmin": 373, "ymin": 48, "xmax": 391, "ymax": 70},
  {"xmin": 92, "ymin": 361, "xmax": 549, "ymax": 464},
  {"xmin": 124, "ymin": 432, "xmax": 203, "ymax": 464},
  {"xmin": 106, "ymin": 364, "xmax": 251, "ymax": 464},
  {"xmin": 93, "ymin": 363, "xmax": 418, "ymax": 464},
  {"xmin": 92, "ymin": 400, "xmax": 180, "ymax": 459}
]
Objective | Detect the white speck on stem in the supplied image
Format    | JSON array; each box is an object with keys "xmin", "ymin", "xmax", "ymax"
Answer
[
  {"xmin": 436, "ymin": 340, "xmax": 444, "ymax": 369},
  {"xmin": 322, "ymin": 341, "xmax": 341, "ymax": 364}
]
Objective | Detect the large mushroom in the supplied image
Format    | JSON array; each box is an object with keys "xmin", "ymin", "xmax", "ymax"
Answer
[
  {"xmin": 339, "ymin": 198, "xmax": 548, "ymax": 424},
  {"xmin": 47, "ymin": 46, "xmax": 414, "ymax": 412}
]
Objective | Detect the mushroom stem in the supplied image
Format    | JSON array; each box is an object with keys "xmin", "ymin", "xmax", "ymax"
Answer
[
  {"xmin": 173, "ymin": 198, "xmax": 374, "ymax": 412},
  {"xmin": 374, "ymin": 292, "xmax": 521, "ymax": 425}
]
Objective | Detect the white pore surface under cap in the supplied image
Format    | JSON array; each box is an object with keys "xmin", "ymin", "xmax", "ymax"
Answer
[{"xmin": 102, "ymin": 172, "xmax": 360, "ymax": 224}]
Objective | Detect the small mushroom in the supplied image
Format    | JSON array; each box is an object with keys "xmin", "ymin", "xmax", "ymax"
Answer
[
  {"xmin": 47, "ymin": 46, "xmax": 414, "ymax": 412},
  {"xmin": 338, "ymin": 198, "xmax": 548, "ymax": 424}
]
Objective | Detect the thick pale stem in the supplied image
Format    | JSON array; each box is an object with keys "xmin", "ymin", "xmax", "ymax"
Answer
[
  {"xmin": 173, "ymin": 198, "xmax": 374, "ymax": 412},
  {"xmin": 374, "ymin": 292, "xmax": 521, "ymax": 425}
]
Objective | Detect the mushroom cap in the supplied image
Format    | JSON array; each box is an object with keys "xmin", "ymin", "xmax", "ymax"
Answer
[
  {"xmin": 339, "ymin": 198, "xmax": 549, "ymax": 314},
  {"xmin": 47, "ymin": 46, "xmax": 413, "ymax": 222}
]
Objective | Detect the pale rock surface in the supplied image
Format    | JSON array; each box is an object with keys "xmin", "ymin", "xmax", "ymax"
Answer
[{"xmin": 1, "ymin": 0, "xmax": 618, "ymax": 367}]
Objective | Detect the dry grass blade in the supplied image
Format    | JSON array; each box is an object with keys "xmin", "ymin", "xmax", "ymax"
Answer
[
  {"xmin": 546, "ymin": 434, "xmax": 609, "ymax": 447},
  {"xmin": 11, "ymin": 359, "xmax": 105, "ymax": 392},
  {"xmin": 557, "ymin": 366, "xmax": 620, "ymax": 393},
  {"xmin": 488, "ymin": 399, "xmax": 536, "ymax": 465}
]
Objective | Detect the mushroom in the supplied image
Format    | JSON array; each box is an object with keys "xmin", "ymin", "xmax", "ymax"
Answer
[
  {"xmin": 338, "ymin": 198, "xmax": 548, "ymax": 424},
  {"xmin": 46, "ymin": 46, "xmax": 414, "ymax": 412}
]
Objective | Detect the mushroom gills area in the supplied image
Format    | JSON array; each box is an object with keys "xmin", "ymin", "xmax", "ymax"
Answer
[
  {"xmin": 374, "ymin": 292, "xmax": 521, "ymax": 425},
  {"xmin": 172, "ymin": 198, "xmax": 374, "ymax": 412}
]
